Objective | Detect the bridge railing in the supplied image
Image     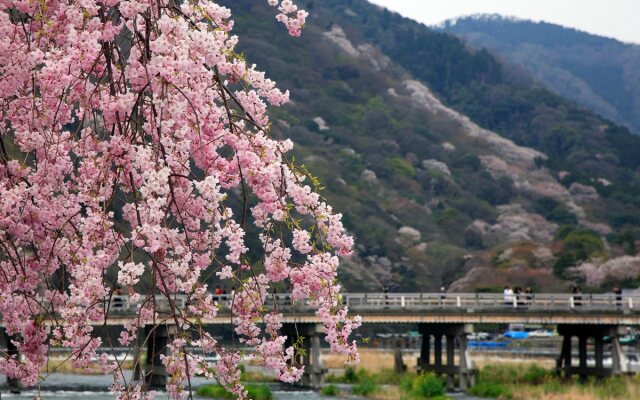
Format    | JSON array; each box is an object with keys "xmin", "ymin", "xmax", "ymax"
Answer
[
  {"xmin": 341, "ymin": 293, "xmax": 637, "ymax": 312},
  {"xmin": 104, "ymin": 292, "xmax": 640, "ymax": 315}
]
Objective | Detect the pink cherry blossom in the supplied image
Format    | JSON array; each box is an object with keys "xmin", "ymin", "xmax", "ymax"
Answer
[{"xmin": 0, "ymin": 0, "xmax": 359, "ymax": 397}]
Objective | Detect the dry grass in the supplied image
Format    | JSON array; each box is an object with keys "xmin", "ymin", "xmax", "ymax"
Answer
[
  {"xmin": 323, "ymin": 348, "xmax": 557, "ymax": 373},
  {"xmin": 515, "ymin": 391, "xmax": 599, "ymax": 400},
  {"xmin": 476, "ymin": 361, "xmax": 640, "ymax": 400},
  {"xmin": 471, "ymin": 354, "xmax": 557, "ymax": 370},
  {"xmin": 322, "ymin": 348, "xmax": 419, "ymax": 372},
  {"xmin": 46, "ymin": 357, "xmax": 136, "ymax": 375},
  {"xmin": 367, "ymin": 386, "xmax": 402, "ymax": 400},
  {"xmin": 322, "ymin": 352, "xmax": 640, "ymax": 400},
  {"xmin": 512, "ymin": 383, "xmax": 640, "ymax": 400}
]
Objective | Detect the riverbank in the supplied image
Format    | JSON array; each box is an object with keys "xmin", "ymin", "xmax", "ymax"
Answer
[
  {"xmin": 469, "ymin": 363, "xmax": 640, "ymax": 400},
  {"xmin": 317, "ymin": 346, "xmax": 640, "ymax": 399},
  {"xmin": 24, "ymin": 349, "xmax": 640, "ymax": 399},
  {"xmin": 320, "ymin": 364, "xmax": 640, "ymax": 400}
]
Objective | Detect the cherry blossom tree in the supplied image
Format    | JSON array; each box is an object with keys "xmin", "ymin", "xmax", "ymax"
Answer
[{"xmin": 0, "ymin": 0, "xmax": 360, "ymax": 397}]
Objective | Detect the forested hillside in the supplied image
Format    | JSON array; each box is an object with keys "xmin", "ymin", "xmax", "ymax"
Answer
[
  {"xmin": 439, "ymin": 14, "xmax": 640, "ymax": 135},
  {"xmin": 7, "ymin": 0, "xmax": 638, "ymax": 293},
  {"xmin": 210, "ymin": 0, "xmax": 640, "ymax": 293}
]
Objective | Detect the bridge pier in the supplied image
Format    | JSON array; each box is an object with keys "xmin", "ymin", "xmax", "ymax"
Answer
[
  {"xmin": 1, "ymin": 330, "xmax": 21, "ymax": 393},
  {"xmin": 282, "ymin": 323, "xmax": 325, "ymax": 388},
  {"xmin": 556, "ymin": 324, "xmax": 626, "ymax": 380},
  {"xmin": 144, "ymin": 324, "xmax": 171, "ymax": 389},
  {"xmin": 133, "ymin": 326, "xmax": 144, "ymax": 381},
  {"xmin": 393, "ymin": 337, "xmax": 407, "ymax": 373},
  {"xmin": 417, "ymin": 323, "xmax": 475, "ymax": 390}
]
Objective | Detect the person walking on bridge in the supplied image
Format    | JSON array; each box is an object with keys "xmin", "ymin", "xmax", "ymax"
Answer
[
  {"xmin": 383, "ymin": 286, "xmax": 389, "ymax": 308},
  {"xmin": 504, "ymin": 286, "xmax": 514, "ymax": 306},
  {"xmin": 614, "ymin": 287, "xmax": 623, "ymax": 309},
  {"xmin": 572, "ymin": 286, "xmax": 583, "ymax": 307}
]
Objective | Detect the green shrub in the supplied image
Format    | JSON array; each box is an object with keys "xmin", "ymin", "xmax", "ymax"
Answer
[
  {"xmin": 196, "ymin": 384, "xmax": 273, "ymax": 400},
  {"xmin": 246, "ymin": 385, "xmax": 273, "ymax": 400},
  {"xmin": 522, "ymin": 364, "xmax": 550, "ymax": 385},
  {"xmin": 553, "ymin": 227, "xmax": 605, "ymax": 275},
  {"xmin": 386, "ymin": 156, "xmax": 416, "ymax": 178},
  {"xmin": 469, "ymin": 380, "xmax": 512, "ymax": 399},
  {"xmin": 403, "ymin": 373, "xmax": 446, "ymax": 398},
  {"xmin": 453, "ymin": 153, "xmax": 482, "ymax": 170},
  {"xmin": 196, "ymin": 385, "xmax": 231, "ymax": 398},
  {"xmin": 352, "ymin": 372, "xmax": 378, "ymax": 397},
  {"xmin": 399, "ymin": 375, "xmax": 414, "ymax": 395},
  {"xmin": 320, "ymin": 384, "xmax": 340, "ymax": 396},
  {"xmin": 478, "ymin": 363, "xmax": 552, "ymax": 386},
  {"xmin": 343, "ymin": 366, "xmax": 359, "ymax": 383},
  {"xmin": 533, "ymin": 197, "xmax": 577, "ymax": 225}
]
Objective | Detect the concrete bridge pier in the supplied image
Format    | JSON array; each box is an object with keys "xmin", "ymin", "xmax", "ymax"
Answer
[
  {"xmin": 1, "ymin": 330, "xmax": 21, "ymax": 393},
  {"xmin": 393, "ymin": 337, "xmax": 407, "ymax": 373},
  {"xmin": 556, "ymin": 324, "xmax": 626, "ymax": 380},
  {"xmin": 417, "ymin": 323, "xmax": 475, "ymax": 390},
  {"xmin": 282, "ymin": 323, "xmax": 325, "ymax": 388},
  {"xmin": 133, "ymin": 326, "xmax": 144, "ymax": 381},
  {"xmin": 144, "ymin": 324, "xmax": 171, "ymax": 389}
]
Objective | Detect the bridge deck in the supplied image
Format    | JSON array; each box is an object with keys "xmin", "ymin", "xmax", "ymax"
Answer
[{"xmin": 94, "ymin": 293, "xmax": 640, "ymax": 326}]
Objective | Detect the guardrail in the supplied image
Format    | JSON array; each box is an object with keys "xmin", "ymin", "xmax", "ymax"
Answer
[
  {"xmin": 340, "ymin": 293, "xmax": 636, "ymax": 312},
  {"xmin": 106, "ymin": 292, "xmax": 640, "ymax": 315}
]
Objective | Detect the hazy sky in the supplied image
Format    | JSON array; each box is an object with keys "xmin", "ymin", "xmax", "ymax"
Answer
[{"xmin": 368, "ymin": 0, "xmax": 640, "ymax": 44}]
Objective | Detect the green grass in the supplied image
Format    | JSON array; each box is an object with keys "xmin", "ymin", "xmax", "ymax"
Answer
[
  {"xmin": 322, "ymin": 364, "xmax": 638, "ymax": 400},
  {"xmin": 325, "ymin": 367, "xmax": 448, "ymax": 398},
  {"xmin": 477, "ymin": 363, "xmax": 552, "ymax": 385},
  {"xmin": 320, "ymin": 384, "xmax": 340, "ymax": 396},
  {"xmin": 522, "ymin": 364, "xmax": 551, "ymax": 385},
  {"xmin": 471, "ymin": 364, "xmax": 640, "ymax": 399},
  {"xmin": 351, "ymin": 370, "xmax": 378, "ymax": 397},
  {"xmin": 343, "ymin": 366, "xmax": 359, "ymax": 383},
  {"xmin": 468, "ymin": 380, "xmax": 513, "ymax": 399},
  {"xmin": 400, "ymin": 373, "xmax": 448, "ymax": 399},
  {"xmin": 590, "ymin": 376, "xmax": 629, "ymax": 398},
  {"xmin": 196, "ymin": 384, "xmax": 272, "ymax": 400},
  {"xmin": 467, "ymin": 364, "xmax": 556, "ymax": 399}
]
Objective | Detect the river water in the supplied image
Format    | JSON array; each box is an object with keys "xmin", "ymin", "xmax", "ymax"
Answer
[
  {"xmin": 0, "ymin": 373, "xmax": 488, "ymax": 399},
  {"xmin": 1, "ymin": 373, "xmax": 331, "ymax": 399},
  {"xmin": 2, "ymin": 390, "xmax": 329, "ymax": 400}
]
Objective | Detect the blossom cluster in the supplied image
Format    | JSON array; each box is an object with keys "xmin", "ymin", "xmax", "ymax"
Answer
[
  {"xmin": 0, "ymin": 0, "xmax": 359, "ymax": 397},
  {"xmin": 267, "ymin": 0, "xmax": 309, "ymax": 37},
  {"xmin": 569, "ymin": 256, "xmax": 640, "ymax": 286}
]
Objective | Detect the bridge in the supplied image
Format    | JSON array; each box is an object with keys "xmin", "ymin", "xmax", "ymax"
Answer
[
  {"xmin": 4, "ymin": 292, "xmax": 640, "ymax": 390},
  {"xmin": 106, "ymin": 291, "xmax": 640, "ymax": 324}
]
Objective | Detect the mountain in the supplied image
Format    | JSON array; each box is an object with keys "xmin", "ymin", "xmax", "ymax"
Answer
[
  {"xmin": 209, "ymin": 0, "xmax": 640, "ymax": 293},
  {"xmin": 8, "ymin": 0, "xmax": 640, "ymax": 293},
  {"xmin": 438, "ymin": 14, "xmax": 640, "ymax": 135}
]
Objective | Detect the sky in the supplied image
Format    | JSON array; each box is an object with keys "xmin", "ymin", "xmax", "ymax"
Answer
[{"xmin": 368, "ymin": 0, "xmax": 640, "ymax": 44}]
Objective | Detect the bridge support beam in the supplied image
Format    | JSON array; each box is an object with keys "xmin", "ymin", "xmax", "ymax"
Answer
[
  {"xmin": 133, "ymin": 326, "xmax": 144, "ymax": 381},
  {"xmin": 282, "ymin": 323, "xmax": 325, "ymax": 388},
  {"xmin": 144, "ymin": 324, "xmax": 170, "ymax": 389},
  {"xmin": 556, "ymin": 324, "xmax": 625, "ymax": 380},
  {"xmin": 417, "ymin": 323, "xmax": 475, "ymax": 390},
  {"xmin": 1, "ymin": 330, "xmax": 21, "ymax": 393},
  {"xmin": 393, "ymin": 337, "xmax": 407, "ymax": 373}
]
